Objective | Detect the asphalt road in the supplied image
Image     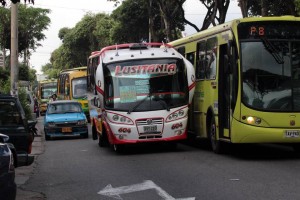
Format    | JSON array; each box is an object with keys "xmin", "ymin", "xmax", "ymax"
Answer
[{"xmin": 16, "ymin": 117, "xmax": 300, "ymax": 200}]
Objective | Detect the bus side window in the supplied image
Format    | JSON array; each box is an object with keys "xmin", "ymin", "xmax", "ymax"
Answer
[
  {"xmin": 206, "ymin": 37, "xmax": 218, "ymax": 79},
  {"xmin": 196, "ymin": 41, "xmax": 206, "ymax": 80},
  {"xmin": 186, "ymin": 52, "xmax": 195, "ymax": 66}
]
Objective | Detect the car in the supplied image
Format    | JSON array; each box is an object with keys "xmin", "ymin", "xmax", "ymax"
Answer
[
  {"xmin": 0, "ymin": 94, "xmax": 34, "ymax": 167},
  {"xmin": 44, "ymin": 100, "xmax": 89, "ymax": 140},
  {"xmin": 0, "ymin": 134, "xmax": 17, "ymax": 200}
]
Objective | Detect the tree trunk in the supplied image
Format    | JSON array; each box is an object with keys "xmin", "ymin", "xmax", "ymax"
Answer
[
  {"xmin": 238, "ymin": 0, "xmax": 248, "ymax": 18},
  {"xmin": 261, "ymin": 0, "xmax": 268, "ymax": 16}
]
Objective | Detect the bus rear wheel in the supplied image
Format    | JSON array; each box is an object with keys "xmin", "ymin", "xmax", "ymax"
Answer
[{"xmin": 209, "ymin": 116, "xmax": 225, "ymax": 154}]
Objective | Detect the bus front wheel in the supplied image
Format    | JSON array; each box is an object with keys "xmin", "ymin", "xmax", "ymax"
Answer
[
  {"xmin": 292, "ymin": 144, "xmax": 300, "ymax": 156},
  {"xmin": 208, "ymin": 117, "xmax": 224, "ymax": 154},
  {"xmin": 112, "ymin": 144, "xmax": 124, "ymax": 153}
]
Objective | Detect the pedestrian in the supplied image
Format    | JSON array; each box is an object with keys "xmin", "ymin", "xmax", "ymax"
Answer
[
  {"xmin": 34, "ymin": 97, "xmax": 40, "ymax": 118},
  {"xmin": 49, "ymin": 93, "xmax": 57, "ymax": 102}
]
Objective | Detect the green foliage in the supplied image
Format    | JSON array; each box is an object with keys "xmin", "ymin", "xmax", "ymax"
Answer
[
  {"xmin": 18, "ymin": 63, "xmax": 36, "ymax": 82},
  {"xmin": 18, "ymin": 87, "xmax": 32, "ymax": 120},
  {"xmin": 0, "ymin": 67, "xmax": 9, "ymax": 82},
  {"xmin": 0, "ymin": 0, "xmax": 35, "ymax": 6},
  {"xmin": 94, "ymin": 14, "xmax": 116, "ymax": 49},
  {"xmin": 0, "ymin": 78, "xmax": 10, "ymax": 94},
  {"xmin": 58, "ymin": 27, "xmax": 71, "ymax": 41},
  {"xmin": 111, "ymin": 0, "xmax": 149, "ymax": 43},
  {"xmin": 0, "ymin": 4, "xmax": 50, "ymax": 59},
  {"xmin": 248, "ymin": 0, "xmax": 297, "ymax": 16}
]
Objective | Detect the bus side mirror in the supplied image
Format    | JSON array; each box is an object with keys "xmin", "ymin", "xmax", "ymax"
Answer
[{"xmin": 93, "ymin": 97, "xmax": 101, "ymax": 108}]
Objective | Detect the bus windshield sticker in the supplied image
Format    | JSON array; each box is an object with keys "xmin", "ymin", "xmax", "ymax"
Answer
[
  {"xmin": 120, "ymin": 86, "xmax": 137, "ymax": 103},
  {"xmin": 135, "ymin": 80, "xmax": 149, "ymax": 95}
]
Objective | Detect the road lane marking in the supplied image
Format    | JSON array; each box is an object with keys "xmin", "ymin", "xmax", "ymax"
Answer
[{"xmin": 98, "ymin": 180, "xmax": 195, "ymax": 200}]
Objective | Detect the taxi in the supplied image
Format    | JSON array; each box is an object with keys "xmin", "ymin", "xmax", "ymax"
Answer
[{"xmin": 44, "ymin": 100, "xmax": 88, "ymax": 140}]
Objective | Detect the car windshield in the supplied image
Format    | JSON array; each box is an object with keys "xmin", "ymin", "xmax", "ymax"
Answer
[
  {"xmin": 103, "ymin": 58, "xmax": 188, "ymax": 112},
  {"xmin": 47, "ymin": 103, "xmax": 82, "ymax": 114}
]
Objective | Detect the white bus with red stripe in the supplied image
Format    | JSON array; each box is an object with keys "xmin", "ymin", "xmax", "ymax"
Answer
[{"xmin": 88, "ymin": 43, "xmax": 195, "ymax": 152}]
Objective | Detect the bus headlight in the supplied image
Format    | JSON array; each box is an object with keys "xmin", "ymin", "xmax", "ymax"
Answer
[
  {"xmin": 243, "ymin": 116, "xmax": 262, "ymax": 125},
  {"xmin": 166, "ymin": 109, "xmax": 187, "ymax": 122},
  {"xmin": 109, "ymin": 113, "xmax": 134, "ymax": 125}
]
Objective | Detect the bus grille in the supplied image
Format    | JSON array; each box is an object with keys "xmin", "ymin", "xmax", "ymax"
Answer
[{"xmin": 136, "ymin": 118, "xmax": 163, "ymax": 126}]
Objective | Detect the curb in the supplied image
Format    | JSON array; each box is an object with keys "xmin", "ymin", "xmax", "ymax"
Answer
[{"xmin": 15, "ymin": 118, "xmax": 46, "ymax": 200}]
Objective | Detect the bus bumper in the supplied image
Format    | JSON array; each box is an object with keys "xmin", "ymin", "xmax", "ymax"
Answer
[{"xmin": 231, "ymin": 118, "xmax": 300, "ymax": 143}]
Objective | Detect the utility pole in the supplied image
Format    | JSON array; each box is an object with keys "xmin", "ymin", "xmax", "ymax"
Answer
[
  {"xmin": 148, "ymin": 0, "xmax": 152, "ymax": 43},
  {"xmin": 11, "ymin": 2, "xmax": 19, "ymax": 96}
]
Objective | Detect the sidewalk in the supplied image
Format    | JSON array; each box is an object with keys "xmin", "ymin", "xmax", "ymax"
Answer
[{"xmin": 15, "ymin": 118, "xmax": 46, "ymax": 200}]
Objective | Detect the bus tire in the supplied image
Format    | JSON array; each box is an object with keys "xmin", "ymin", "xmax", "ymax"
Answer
[
  {"xmin": 208, "ymin": 116, "xmax": 224, "ymax": 154},
  {"xmin": 112, "ymin": 144, "xmax": 124, "ymax": 153},
  {"xmin": 92, "ymin": 125, "xmax": 98, "ymax": 140},
  {"xmin": 98, "ymin": 134, "xmax": 105, "ymax": 147},
  {"xmin": 293, "ymin": 144, "xmax": 300, "ymax": 156},
  {"xmin": 98, "ymin": 128, "xmax": 108, "ymax": 147}
]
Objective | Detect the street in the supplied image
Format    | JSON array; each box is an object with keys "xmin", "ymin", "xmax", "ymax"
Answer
[{"xmin": 16, "ymin": 117, "xmax": 300, "ymax": 200}]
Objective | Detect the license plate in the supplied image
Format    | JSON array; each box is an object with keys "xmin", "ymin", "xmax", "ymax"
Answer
[
  {"xmin": 62, "ymin": 127, "xmax": 72, "ymax": 133},
  {"xmin": 143, "ymin": 125, "xmax": 157, "ymax": 133},
  {"xmin": 285, "ymin": 130, "xmax": 300, "ymax": 138}
]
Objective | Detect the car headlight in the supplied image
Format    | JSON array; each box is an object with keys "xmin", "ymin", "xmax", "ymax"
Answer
[
  {"xmin": 47, "ymin": 122, "xmax": 56, "ymax": 127},
  {"xmin": 77, "ymin": 120, "xmax": 87, "ymax": 125}
]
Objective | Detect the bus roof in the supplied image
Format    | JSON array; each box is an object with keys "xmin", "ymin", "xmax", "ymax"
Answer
[
  {"xmin": 39, "ymin": 79, "xmax": 57, "ymax": 84},
  {"xmin": 59, "ymin": 66, "xmax": 87, "ymax": 74},
  {"xmin": 89, "ymin": 43, "xmax": 184, "ymax": 64},
  {"xmin": 89, "ymin": 43, "xmax": 173, "ymax": 58},
  {"xmin": 169, "ymin": 16, "xmax": 300, "ymax": 47}
]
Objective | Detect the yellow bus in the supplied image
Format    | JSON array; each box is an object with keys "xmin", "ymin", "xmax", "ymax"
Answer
[
  {"xmin": 169, "ymin": 16, "xmax": 300, "ymax": 154},
  {"xmin": 37, "ymin": 79, "xmax": 57, "ymax": 115},
  {"xmin": 57, "ymin": 66, "xmax": 89, "ymax": 118}
]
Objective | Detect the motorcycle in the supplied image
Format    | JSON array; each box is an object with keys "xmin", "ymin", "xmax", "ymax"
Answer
[{"xmin": 28, "ymin": 120, "xmax": 38, "ymax": 140}]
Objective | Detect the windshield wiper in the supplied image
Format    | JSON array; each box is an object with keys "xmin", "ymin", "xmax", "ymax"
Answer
[
  {"xmin": 127, "ymin": 94, "xmax": 151, "ymax": 114},
  {"xmin": 260, "ymin": 37, "xmax": 284, "ymax": 64},
  {"xmin": 155, "ymin": 99, "xmax": 170, "ymax": 111}
]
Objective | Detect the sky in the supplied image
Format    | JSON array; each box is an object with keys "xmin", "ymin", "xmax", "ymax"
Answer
[{"xmin": 29, "ymin": 0, "xmax": 242, "ymax": 74}]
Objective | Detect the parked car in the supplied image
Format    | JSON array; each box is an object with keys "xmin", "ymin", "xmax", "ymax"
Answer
[
  {"xmin": 0, "ymin": 134, "xmax": 17, "ymax": 200},
  {"xmin": 44, "ymin": 100, "xmax": 88, "ymax": 140},
  {"xmin": 0, "ymin": 94, "xmax": 34, "ymax": 167}
]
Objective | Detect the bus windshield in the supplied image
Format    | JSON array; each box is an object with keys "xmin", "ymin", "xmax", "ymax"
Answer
[
  {"xmin": 239, "ymin": 22, "xmax": 300, "ymax": 111},
  {"xmin": 72, "ymin": 77, "xmax": 87, "ymax": 99},
  {"xmin": 41, "ymin": 83, "xmax": 57, "ymax": 99},
  {"xmin": 103, "ymin": 58, "xmax": 188, "ymax": 112}
]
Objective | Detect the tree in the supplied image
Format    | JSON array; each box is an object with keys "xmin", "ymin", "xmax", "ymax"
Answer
[
  {"xmin": 241, "ymin": 0, "xmax": 298, "ymax": 17},
  {"xmin": 110, "ymin": 0, "xmax": 149, "ymax": 43},
  {"xmin": 200, "ymin": 0, "xmax": 230, "ymax": 31},
  {"xmin": 156, "ymin": 0, "xmax": 186, "ymax": 42},
  {"xmin": 1, "ymin": 0, "xmax": 34, "ymax": 6},
  {"xmin": 0, "ymin": 5, "xmax": 50, "ymax": 64}
]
